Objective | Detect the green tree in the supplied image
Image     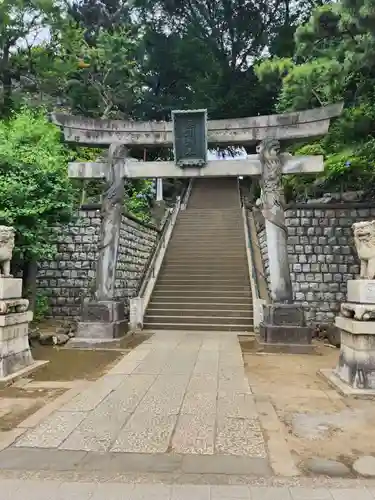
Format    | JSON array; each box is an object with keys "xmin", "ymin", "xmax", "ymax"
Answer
[
  {"xmin": 255, "ymin": 0, "xmax": 375, "ymax": 199},
  {"xmin": 0, "ymin": 0, "xmax": 61, "ymax": 115},
  {"xmin": 0, "ymin": 107, "xmax": 76, "ymax": 304},
  {"xmin": 65, "ymin": 27, "xmax": 143, "ymax": 118},
  {"xmin": 132, "ymin": 0, "xmax": 326, "ymax": 121}
]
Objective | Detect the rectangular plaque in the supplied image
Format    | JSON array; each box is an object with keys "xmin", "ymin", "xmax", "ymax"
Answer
[{"xmin": 172, "ymin": 109, "xmax": 207, "ymax": 168}]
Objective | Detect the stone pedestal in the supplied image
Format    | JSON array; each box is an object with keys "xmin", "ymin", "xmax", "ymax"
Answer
[
  {"xmin": 335, "ymin": 316, "xmax": 375, "ymax": 389},
  {"xmin": 257, "ymin": 303, "xmax": 313, "ymax": 353},
  {"xmin": 71, "ymin": 300, "xmax": 128, "ymax": 345},
  {"xmin": 0, "ymin": 278, "xmax": 47, "ymax": 382},
  {"xmin": 320, "ymin": 280, "xmax": 375, "ymax": 397}
]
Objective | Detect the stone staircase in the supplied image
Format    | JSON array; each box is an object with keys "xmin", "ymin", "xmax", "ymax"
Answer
[{"xmin": 143, "ymin": 178, "xmax": 253, "ymax": 331}]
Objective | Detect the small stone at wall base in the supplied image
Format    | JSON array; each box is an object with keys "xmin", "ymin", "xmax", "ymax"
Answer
[
  {"xmin": 55, "ymin": 333, "xmax": 70, "ymax": 345},
  {"xmin": 304, "ymin": 457, "xmax": 351, "ymax": 477},
  {"xmin": 353, "ymin": 456, "xmax": 375, "ymax": 477},
  {"xmin": 39, "ymin": 332, "xmax": 57, "ymax": 346}
]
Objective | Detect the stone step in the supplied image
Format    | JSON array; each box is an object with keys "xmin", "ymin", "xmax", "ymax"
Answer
[
  {"xmin": 150, "ymin": 294, "xmax": 252, "ymax": 302},
  {"xmin": 169, "ymin": 235, "xmax": 245, "ymax": 241},
  {"xmin": 148, "ymin": 301, "xmax": 253, "ymax": 310},
  {"xmin": 146, "ymin": 308, "xmax": 253, "ymax": 318},
  {"xmin": 167, "ymin": 241, "xmax": 245, "ymax": 246},
  {"xmin": 165, "ymin": 254, "xmax": 246, "ymax": 261},
  {"xmin": 173, "ymin": 229, "xmax": 243, "ymax": 234},
  {"xmin": 157, "ymin": 272, "xmax": 249, "ymax": 279},
  {"xmin": 165, "ymin": 250, "xmax": 247, "ymax": 256},
  {"xmin": 175, "ymin": 229, "xmax": 242, "ymax": 232},
  {"xmin": 144, "ymin": 314, "xmax": 253, "ymax": 325},
  {"xmin": 143, "ymin": 322, "xmax": 252, "ymax": 332},
  {"xmin": 170, "ymin": 243, "xmax": 244, "ymax": 246},
  {"xmin": 169, "ymin": 241, "xmax": 244, "ymax": 245},
  {"xmin": 161, "ymin": 264, "xmax": 249, "ymax": 270},
  {"xmin": 163, "ymin": 261, "xmax": 248, "ymax": 267},
  {"xmin": 179, "ymin": 213, "xmax": 241, "ymax": 216},
  {"xmin": 159, "ymin": 273, "xmax": 249, "ymax": 279},
  {"xmin": 175, "ymin": 221, "xmax": 242, "ymax": 225},
  {"xmin": 154, "ymin": 283, "xmax": 251, "ymax": 292},
  {"xmin": 176, "ymin": 220, "xmax": 242, "ymax": 225},
  {"xmin": 143, "ymin": 178, "xmax": 252, "ymax": 332},
  {"xmin": 174, "ymin": 226, "xmax": 243, "ymax": 230},
  {"xmin": 156, "ymin": 278, "xmax": 250, "ymax": 286},
  {"xmin": 163, "ymin": 260, "xmax": 248, "ymax": 266}
]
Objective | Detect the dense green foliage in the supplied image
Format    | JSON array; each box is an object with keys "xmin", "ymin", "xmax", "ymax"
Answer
[
  {"xmin": 0, "ymin": 108, "xmax": 75, "ymax": 260},
  {"xmin": 0, "ymin": 109, "xmax": 74, "ymax": 258},
  {"xmin": 256, "ymin": 0, "xmax": 375, "ymax": 199},
  {"xmin": 1, "ymin": 0, "xmax": 375, "ymax": 271}
]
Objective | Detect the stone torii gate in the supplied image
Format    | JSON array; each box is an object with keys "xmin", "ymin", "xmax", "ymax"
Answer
[{"xmin": 51, "ymin": 104, "xmax": 343, "ymax": 342}]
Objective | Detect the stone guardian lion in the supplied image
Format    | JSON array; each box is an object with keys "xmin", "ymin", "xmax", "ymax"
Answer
[
  {"xmin": 353, "ymin": 221, "xmax": 375, "ymax": 279},
  {"xmin": 0, "ymin": 226, "xmax": 15, "ymax": 277}
]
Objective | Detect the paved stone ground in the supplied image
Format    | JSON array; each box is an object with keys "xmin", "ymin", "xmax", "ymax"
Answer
[
  {"xmin": 1, "ymin": 332, "xmax": 375, "ymax": 496},
  {"xmin": 1, "ymin": 478, "xmax": 375, "ymax": 499},
  {"xmin": 0, "ymin": 332, "xmax": 271, "ymax": 476}
]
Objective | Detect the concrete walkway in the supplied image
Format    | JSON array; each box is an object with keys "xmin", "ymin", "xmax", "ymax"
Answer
[
  {"xmin": 2, "ymin": 479, "xmax": 375, "ymax": 500},
  {"xmin": 0, "ymin": 332, "xmax": 270, "ymax": 476},
  {"xmin": 2, "ymin": 332, "xmax": 375, "ymax": 496}
]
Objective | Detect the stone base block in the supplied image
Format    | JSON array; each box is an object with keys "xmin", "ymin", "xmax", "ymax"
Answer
[
  {"xmin": 341, "ymin": 302, "xmax": 375, "ymax": 321},
  {"xmin": 0, "ymin": 278, "xmax": 22, "ymax": 300},
  {"xmin": 262, "ymin": 304, "xmax": 305, "ymax": 326},
  {"xmin": 73, "ymin": 300, "xmax": 128, "ymax": 345},
  {"xmin": 319, "ymin": 369, "xmax": 375, "ymax": 399},
  {"xmin": 259, "ymin": 325, "xmax": 312, "ymax": 345},
  {"xmin": 332, "ymin": 315, "xmax": 375, "ymax": 391},
  {"xmin": 256, "ymin": 337, "xmax": 315, "ymax": 354},
  {"xmin": 0, "ymin": 360, "xmax": 48, "ymax": 387},
  {"xmin": 335, "ymin": 316, "xmax": 375, "ymax": 335},
  {"xmin": 81, "ymin": 300, "xmax": 126, "ymax": 323},
  {"xmin": 0, "ymin": 312, "xmax": 39, "ymax": 379},
  {"xmin": 336, "ymin": 339, "xmax": 375, "ymax": 390},
  {"xmin": 347, "ymin": 280, "xmax": 375, "ymax": 304},
  {"xmin": 0, "ymin": 349, "xmax": 33, "ymax": 378},
  {"xmin": 74, "ymin": 319, "xmax": 128, "ymax": 342},
  {"xmin": 0, "ymin": 311, "xmax": 33, "ymax": 327}
]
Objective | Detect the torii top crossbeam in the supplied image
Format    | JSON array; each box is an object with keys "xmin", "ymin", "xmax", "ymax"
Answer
[{"xmin": 51, "ymin": 103, "xmax": 343, "ymax": 147}]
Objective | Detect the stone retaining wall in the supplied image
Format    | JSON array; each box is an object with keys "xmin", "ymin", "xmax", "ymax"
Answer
[
  {"xmin": 115, "ymin": 214, "xmax": 158, "ymax": 305},
  {"xmin": 37, "ymin": 206, "xmax": 159, "ymax": 318},
  {"xmin": 255, "ymin": 203, "xmax": 375, "ymax": 324}
]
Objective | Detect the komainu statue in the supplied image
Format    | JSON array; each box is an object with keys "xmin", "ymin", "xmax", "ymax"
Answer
[
  {"xmin": 0, "ymin": 226, "xmax": 15, "ymax": 277},
  {"xmin": 353, "ymin": 221, "xmax": 375, "ymax": 279}
]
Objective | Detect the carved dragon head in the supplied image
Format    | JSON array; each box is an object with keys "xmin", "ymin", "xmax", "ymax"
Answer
[
  {"xmin": 256, "ymin": 138, "xmax": 281, "ymax": 161},
  {"xmin": 109, "ymin": 143, "xmax": 128, "ymax": 160}
]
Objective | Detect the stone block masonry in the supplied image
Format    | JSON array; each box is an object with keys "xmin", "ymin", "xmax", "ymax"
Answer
[
  {"xmin": 115, "ymin": 214, "xmax": 158, "ymax": 304},
  {"xmin": 256, "ymin": 203, "xmax": 375, "ymax": 324},
  {"xmin": 36, "ymin": 206, "xmax": 159, "ymax": 319}
]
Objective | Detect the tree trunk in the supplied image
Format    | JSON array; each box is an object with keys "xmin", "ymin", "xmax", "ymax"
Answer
[{"xmin": 22, "ymin": 258, "xmax": 38, "ymax": 312}]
